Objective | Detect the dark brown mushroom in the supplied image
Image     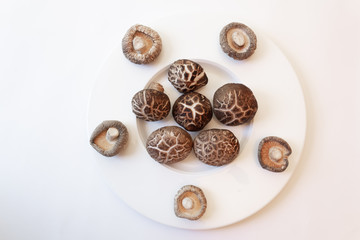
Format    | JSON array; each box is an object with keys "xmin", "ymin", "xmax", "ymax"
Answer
[
  {"xmin": 258, "ymin": 136, "xmax": 292, "ymax": 172},
  {"xmin": 174, "ymin": 185, "xmax": 207, "ymax": 220},
  {"xmin": 194, "ymin": 129, "xmax": 240, "ymax": 166},
  {"xmin": 168, "ymin": 59, "xmax": 208, "ymax": 93},
  {"xmin": 146, "ymin": 126, "xmax": 193, "ymax": 164},
  {"xmin": 220, "ymin": 22, "xmax": 257, "ymax": 60},
  {"xmin": 172, "ymin": 92, "xmax": 212, "ymax": 131},
  {"xmin": 131, "ymin": 83, "xmax": 171, "ymax": 121},
  {"xmin": 213, "ymin": 83, "xmax": 258, "ymax": 126},
  {"xmin": 122, "ymin": 24, "xmax": 162, "ymax": 64},
  {"xmin": 90, "ymin": 120, "xmax": 129, "ymax": 157}
]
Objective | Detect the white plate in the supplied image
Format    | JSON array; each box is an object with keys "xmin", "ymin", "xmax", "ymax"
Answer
[{"xmin": 87, "ymin": 16, "xmax": 306, "ymax": 229}]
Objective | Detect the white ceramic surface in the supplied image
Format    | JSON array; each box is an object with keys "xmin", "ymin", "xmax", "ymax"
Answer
[{"xmin": 87, "ymin": 16, "xmax": 306, "ymax": 229}]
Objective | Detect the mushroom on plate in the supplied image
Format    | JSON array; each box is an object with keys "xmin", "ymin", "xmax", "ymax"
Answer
[
  {"xmin": 174, "ymin": 185, "xmax": 207, "ymax": 220},
  {"xmin": 90, "ymin": 120, "xmax": 129, "ymax": 157},
  {"xmin": 194, "ymin": 128, "xmax": 240, "ymax": 166},
  {"xmin": 146, "ymin": 126, "xmax": 193, "ymax": 164},
  {"xmin": 213, "ymin": 83, "xmax": 258, "ymax": 126},
  {"xmin": 131, "ymin": 83, "xmax": 171, "ymax": 121},
  {"xmin": 168, "ymin": 59, "xmax": 208, "ymax": 93},
  {"xmin": 172, "ymin": 92, "xmax": 212, "ymax": 131},
  {"xmin": 258, "ymin": 136, "xmax": 292, "ymax": 172},
  {"xmin": 220, "ymin": 22, "xmax": 257, "ymax": 60},
  {"xmin": 122, "ymin": 24, "xmax": 162, "ymax": 64}
]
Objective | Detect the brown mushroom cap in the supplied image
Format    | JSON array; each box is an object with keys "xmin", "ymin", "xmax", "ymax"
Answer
[
  {"xmin": 213, "ymin": 83, "xmax": 258, "ymax": 126},
  {"xmin": 174, "ymin": 185, "xmax": 207, "ymax": 220},
  {"xmin": 172, "ymin": 92, "xmax": 212, "ymax": 131},
  {"xmin": 258, "ymin": 136, "xmax": 292, "ymax": 172},
  {"xmin": 146, "ymin": 126, "xmax": 193, "ymax": 164},
  {"xmin": 220, "ymin": 22, "xmax": 257, "ymax": 60},
  {"xmin": 194, "ymin": 129, "xmax": 240, "ymax": 166},
  {"xmin": 122, "ymin": 24, "xmax": 162, "ymax": 64},
  {"xmin": 90, "ymin": 120, "xmax": 129, "ymax": 157},
  {"xmin": 131, "ymin": 83, "xmax": 171, "ymax": 121},
  {"xmin": 168, "ymin": 59, "xmax": 208, "ymax": 93}
]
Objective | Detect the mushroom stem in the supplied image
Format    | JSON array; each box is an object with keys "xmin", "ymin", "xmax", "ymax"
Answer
[
  {"xmin": 133, "ymin": 36, "xmax": 146, "ymax": 53},
  {"xmin": 232, "ymin": 31, "xmax": 245, "ymax": 47},
  {"xmin": 148, "ymin": 82, "xmax": 164, "ymax": 92},
  {"xmin": 182, "ymin": 197, "xmax": 194, "ymax": 210},
  {"xmin": 106, "ymin": 127, "xmax": 119, "ymax": 142},
  {"xmin": 269, "ymin": 147, "xmax": 282, "ymax": 161}
]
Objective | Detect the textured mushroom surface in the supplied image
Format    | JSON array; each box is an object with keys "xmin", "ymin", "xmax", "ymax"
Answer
[
  {"xmin": 194, "ymin": 129, "xmax": 240, "ymax": 166},
  {"xmin": 131, "ymin": 83, "xmax": 171, "ymax": 121},
  {"xmin": 172, "ymin": 92, "xmax": 212, "ymax": 131},
  {"xmin": 90, "ymin": 120, "xmax": 129, "ymax": 157},
  {"xmin": 168, "ymin": 59, "xmax": 208, "ymax": 93},
  {"xmin": 258, "ymin": 136, "xmax": 292, "ymax": 172},
  {"xmin": 174, "ymin": 185, "xmax": 207, "ymax": 220},
  {"xmin": 213, "ymin": 83, "xmax": 258, "ymax": 126},
  {"xmin": 122, "ymin": 24, "xmax": 162, "ymax": 64},
  {"xmin": 220, "ymin": 22, "xmax": 257, "ymax": 60},
  {"xmin": 146, "ymin": 126, "xmax": 193, "ymax": 164}
]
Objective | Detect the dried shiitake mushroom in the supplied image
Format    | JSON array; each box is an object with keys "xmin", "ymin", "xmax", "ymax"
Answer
[
  {"xmin": 168, "ymin": 59, "xmax": 208, "ymax": 93},
  {"xmin": 90, "ymin": 120, "xmax": 129, "ymax": 157},
  {"xmin": 146, "ymin": 126, "xmax": 193, "ymax": 164},
  {"xmin": 220, "ymin": 22, "xmax": 257, "ymax": 60},
  {"xmin": 213, "ymin": 83, "xmax": 258, "ymax": 126},
  {"xmin": 194, "ymin": 129, "xmax": 240, "ymax": 166},
  {"xmin": 122, "ymin": 24, "xmax": 162, "ymax": 64},
  {"xmin": 172, "ymin": 92, "xmax": 212, "ymax": 131},
  {"xmin": 258, "ymin": 136, "xmax": 292, "ymax": 172},
  {"xmin": 131, "ymin": 83, "xmax": 171, "ymax": 121},
  {"xmin": 174, "ymin": 185, "xmax": 207, "ymax": 220}
]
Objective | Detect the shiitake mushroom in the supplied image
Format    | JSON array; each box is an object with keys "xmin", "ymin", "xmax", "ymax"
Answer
[
  {"xmin": 90, "ymin": 120, "xmax": 129, "ymax": 157},
  {"xmin": 258, "ymin": 136, "xmax": 292, "ymax": 172},
  {"xmin": 213, "ymin": 83, "xmax": 258, "ymax": 126},
  {"xmin": 122, "ymin": 24, "xmax": 162, "ymax": 64},
  {"xmin": 220, "ymin": 22, "xmax": 257, "ymax": 60},
  {"xmin": 194, "ymin": 128, "xmax": 240, "ymax": 166},
  {"xmin": 131, "ymin": 83, "xmax": 171, "ymax": 121},
  {"xmin": 174, "ymin": 185, "xmax": 207, "ymax": 220}
]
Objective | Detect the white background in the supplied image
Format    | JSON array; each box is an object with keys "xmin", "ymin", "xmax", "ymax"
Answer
[{"xmin": 1, "ymin": 0, "xmax": 359, "ymax": 239}]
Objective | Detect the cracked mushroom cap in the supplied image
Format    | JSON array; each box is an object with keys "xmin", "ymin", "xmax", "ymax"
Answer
[
  {"xmin": 220, "ymin": 22, "xmax": 257, "ymax": 60},
  {"xmin": 258, "ymin": 136, "xmax": 292, "ymax": 172},
  {"xmin": 172, "ymin": 92, "xmax": 212, "ymax": 131},
  {"xmin": 146, "ymin": 126, "xmax": 193, "ymax": 164},
  {"xmin": 174, "ymin": 185, "xmax": 207, "ymax": 220},
  {"xmin": 131, "ymin": 83, "xmax": 171, "ymax": 121},
  {"xmin": 168, "ymin": 59, "xmax": 208, "ymax": 93},
  {"xmin": 194, "ymin": 129, "xmax": 240, "ymax": 166},
  {"xmin": 213, "ymin": 83, "xmax": 258, "ymax": 126},
  {"xmin": 90, "ymin": 120, "xmax": 129, "ymax": 157},
  {"xmin": 122, "ymin": 24, "xmax": 162, "ymax": 64}
]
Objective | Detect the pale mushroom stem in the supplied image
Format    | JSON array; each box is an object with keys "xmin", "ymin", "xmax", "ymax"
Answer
[
  {"xmin": 269, "ymin": 147, "xmax": 283, "ymax": 161},
  {"xmin": 133, "ymin": 36, "xmax": 145, "ymax": 53},
  {"xmin": 182, "ymin": 197, "xmax": 194, "ymax": 210},
  {"xmin": 232, "ymin": 31, "xmax": 245, "ymax": 47},
  {"xmin": 148, "ymin": 82, "xmax": 164, "ymax": 92},
  {"xmin": 106, "ymin": 127, "xmax": 119, "ymax": 142}
]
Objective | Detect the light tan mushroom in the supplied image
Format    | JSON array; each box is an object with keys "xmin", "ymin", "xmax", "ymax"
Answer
[
  {"xmin": 174, "ymin": 185, "xmax": 207, "ymax": 220},
  {"xmin": 258, "ymin": 136, "xmax": 292, "ymax": 172},
  {"xmin": 90, "ymin": 120, "xmax": 129, "ymax": 157},
  {"xmin": 122, "ymin": 24, "xmax": 162, "ymax": 64},
  {"xmin": 220, "ymin": 22, "xmax": 257, "ymax": 60}
]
